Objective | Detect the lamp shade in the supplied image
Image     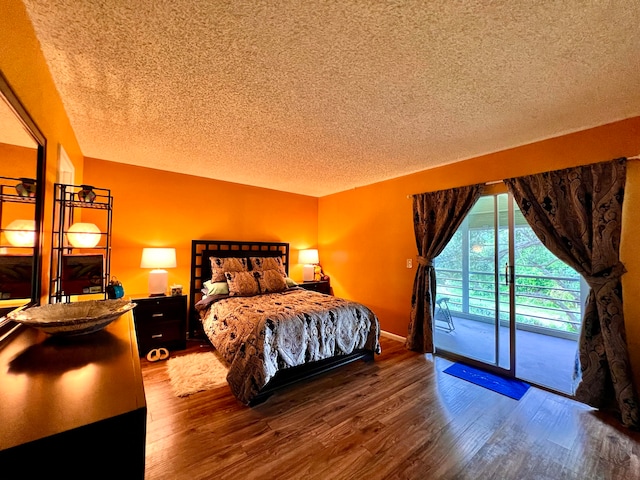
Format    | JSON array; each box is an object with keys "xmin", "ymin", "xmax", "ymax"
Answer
[
  {"xmin": 140, "ymin": 248, "xmax": 177, "ymax": 269},
  {"xmin": 298, "ymin": 249, "xmax": 319, "ymax": 265},
  {"xmin": 67, "ymin": 222, "xmax": 101, "ymax": 248},
  {"xmin": 5, "ymin": 219, "xmax": 35, "ymax": 247}
]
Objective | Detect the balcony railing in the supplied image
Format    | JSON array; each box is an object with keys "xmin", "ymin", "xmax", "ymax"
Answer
[{"xmin": 435, "ymin": 267, "xmax": 583, "ymax": 337}]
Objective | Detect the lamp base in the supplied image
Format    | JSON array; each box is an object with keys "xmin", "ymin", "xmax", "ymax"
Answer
[
  {"xmin": 303, "ymin": 265, "xmax": 315, "ymax": 282},
  {"xmin": 148, "ymin": 269, "xmax": 168, "ymax": 296}
]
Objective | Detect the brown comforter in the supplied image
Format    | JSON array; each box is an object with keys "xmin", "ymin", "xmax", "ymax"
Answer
[{"xmin": 196, "ymin": 288, "xmax": 380, "ymax": 404}]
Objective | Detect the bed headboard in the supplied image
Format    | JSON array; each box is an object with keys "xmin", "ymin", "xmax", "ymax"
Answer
[{"xmin": 188, "ymin": 239, "xmax": 289, "ymax": 338}]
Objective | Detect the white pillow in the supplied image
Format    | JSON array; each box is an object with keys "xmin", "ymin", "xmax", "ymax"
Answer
[{"xmin": 203, "ymin": 280, "xmax": 230, "ymax": 296}]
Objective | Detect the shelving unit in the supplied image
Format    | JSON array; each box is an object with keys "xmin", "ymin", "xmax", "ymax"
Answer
[
  {"xmin": 49, "ymin": 183, "xmax": 113, "ymax": 303},
  {"xmin": 0, "ymin": 176, "xmax": 38, "ymax": 301}
]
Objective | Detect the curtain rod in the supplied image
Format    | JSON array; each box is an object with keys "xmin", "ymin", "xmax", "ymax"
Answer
[
  {"xmin": 407, "ymin": 179, "xmax": 501, "ymax": 199},
  {"xmin": 406, "ymin": 155, "xmax": 639, "ymax": 199}
]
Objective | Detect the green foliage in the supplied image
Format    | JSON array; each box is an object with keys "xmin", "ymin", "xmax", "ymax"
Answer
[{"xmin": 434, "ymin": 199, "xmax": 583, "ymax": 334}]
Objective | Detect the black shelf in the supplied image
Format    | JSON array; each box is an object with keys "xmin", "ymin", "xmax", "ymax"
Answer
[
  {"xmin": 0, "ymin": 194, "xmax": 36, "ymax": 205},
  {"xmin": 0, "ymin": 177, "xmax": 38, "ymax": 304},
  {"xmin": 49, "ymin": 183, "xmax": 113, "ymax": 303},
  {"xmin": 0, "ymin": 177, "xmax": 38, "ymax": 303},
  {"xmin": 60, "ymin": 200, "xmax": 112, "ymax": 210}
]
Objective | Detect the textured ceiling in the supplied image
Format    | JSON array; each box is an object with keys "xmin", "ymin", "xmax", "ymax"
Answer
[{"xmin": 21, "ymin": 0, "xmax": 640, "ymax": 196}]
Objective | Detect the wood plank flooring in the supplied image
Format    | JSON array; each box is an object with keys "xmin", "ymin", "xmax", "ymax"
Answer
[{"xmin": 141, "ymin": 336, "xmax": 640, "ymax": 479}]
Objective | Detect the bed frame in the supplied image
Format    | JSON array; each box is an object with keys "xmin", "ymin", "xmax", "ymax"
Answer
[
  {"xmin": 189, "ymin": 239, "xmax": 290, "ymax": 337},
  {"xmin": 189, "ymin": 239, "xmax": 374, "ymax": 405}
]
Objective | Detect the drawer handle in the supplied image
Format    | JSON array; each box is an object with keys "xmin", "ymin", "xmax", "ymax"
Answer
[
  {"xmin": 151, "ymin": 334, "xmax": 163, "ymax": 339},
  {"xmin": 152, "ymin": 313, "xmax": 164, "ymax": 318}
]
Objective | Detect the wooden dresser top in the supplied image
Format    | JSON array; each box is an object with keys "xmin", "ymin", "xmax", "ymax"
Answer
[{"xmin": 0, "ymin": 311, "xmax": 146, "ymax": 451}]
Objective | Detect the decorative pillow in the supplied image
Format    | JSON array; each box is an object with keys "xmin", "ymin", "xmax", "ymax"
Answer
[
  {"xmin": 209, "ymin": 257, "xmax": 248, "ymax": 282},
  {"xmin": 285, "ymin": 277, "xmax": 297, "ymax": 287},
  {"xmin": 203, "ymin": 280, "xmax": 229, "ymax": 296},
  {"xmin": 257, "ymin": 269, "xmax": 288, "ymax": 293},
  {"xmin": 225, "ymin": 271, "xmax": 260, "ymax": 296},
  {"xmin": 249, "ymin": 256, "xmax": 286, "ymax": 277}
]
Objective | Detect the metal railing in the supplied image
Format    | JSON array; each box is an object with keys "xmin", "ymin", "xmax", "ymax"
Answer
[{"xmin": 435, "ymin": 267, "xmax": 583, "ymax": 335}]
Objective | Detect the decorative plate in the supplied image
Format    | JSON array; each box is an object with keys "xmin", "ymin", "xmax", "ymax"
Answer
[{"xmin": 8, "ymin": 299, "xmax": 137, "ymax": 336}]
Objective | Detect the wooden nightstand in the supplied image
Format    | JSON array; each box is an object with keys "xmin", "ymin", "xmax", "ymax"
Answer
[
  {"xmin": 132, "ymin": 295, "xmax": 187, "ymax": 355},
  {"xmin": 298, "ymin": 280, "xmax": 331, "ymax": 295}
]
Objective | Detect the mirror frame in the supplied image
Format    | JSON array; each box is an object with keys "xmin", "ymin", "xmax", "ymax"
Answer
[{"xmin": 0, "ymin": 69, "xmax": 46, "ymax": 333}]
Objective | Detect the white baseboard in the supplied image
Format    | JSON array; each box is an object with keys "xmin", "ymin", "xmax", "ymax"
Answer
[{"xmin": 380, "ymin": 330, "xmax": 406, "ymax": 343}]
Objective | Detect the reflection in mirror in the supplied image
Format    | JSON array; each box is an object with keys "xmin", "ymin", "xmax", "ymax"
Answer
[{"xmin": 0, "ymin": 71, "xmax": 46, "ymax": 335}]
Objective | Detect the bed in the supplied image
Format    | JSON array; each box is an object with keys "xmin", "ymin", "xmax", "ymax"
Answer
[{"xmin": 189, "ymin": 240, "xmax": 381, "ymax": 405}]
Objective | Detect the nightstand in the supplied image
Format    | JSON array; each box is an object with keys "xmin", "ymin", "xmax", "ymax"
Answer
[
  {"xmin": 132, "ymin": 294, "xmax": 187, "ymax": 355},
  {"xmin": 298, "ymin": 280, "xmax": 331, "ymax": 295}
]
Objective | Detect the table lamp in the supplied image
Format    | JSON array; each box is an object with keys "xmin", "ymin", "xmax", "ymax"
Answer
[
  {"xmin": 298, "ymin": 249, "xmax": 319, "ymax": 282},
  {"xmin": 5, "ymin": 219, "xmax": 35, "ymax": 247},
  {"xmin": 67, "ymin": 222, "xmax": 101, "ymax": 248},
  {"xmin": 140, "ymin": 247, "xmax": 177, "ymax": 296}
]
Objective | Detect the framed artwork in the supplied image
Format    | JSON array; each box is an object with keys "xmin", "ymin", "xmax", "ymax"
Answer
[
  {"xmin": 61, "ymin": 254, "xmax": 104, "ymax": 295},
  {"xmin": 0, "ymin": 255, "xmax": 33, "ymax": 299}
]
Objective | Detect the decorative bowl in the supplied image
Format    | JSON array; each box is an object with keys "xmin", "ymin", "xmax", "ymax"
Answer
[{"xmin": 7, "ymin": 299, "xmax": 137, "ymax": 336}]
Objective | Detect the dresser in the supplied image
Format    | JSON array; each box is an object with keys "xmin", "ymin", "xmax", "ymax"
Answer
[{"xmin": 0, "ymin": 311, "xmax": 147, "ymax": 478}]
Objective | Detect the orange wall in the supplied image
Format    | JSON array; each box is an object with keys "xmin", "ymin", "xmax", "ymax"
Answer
[
  {"xmin": 0, "ymin": 142, "xmax": 37, "ymax": 178},
  {"xmin": 319, "ymin": 117, "xmax": 640, "ymax": 384},
  {"xmin": 82, "ymin": 158, "xmax": 318, "ymax": 297},
  {"xmin": 0, "ymin": 0, "xmax": 84, "ymax": 300},
  {"xmin": 0, "ymin": 143, "xmax": 38, "ymax": 234},
  {"xmin": 622, "ymin": 160, "xmax": 640, "ymax": 390}
]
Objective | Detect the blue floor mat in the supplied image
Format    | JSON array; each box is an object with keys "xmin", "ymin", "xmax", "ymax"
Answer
[{"xmin": 443, "ymin": 362, "xmax": 530, "ymax": 400}]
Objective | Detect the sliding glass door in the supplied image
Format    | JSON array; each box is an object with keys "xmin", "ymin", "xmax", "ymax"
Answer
[
  {"xmin": 434, "ymin": 193, "xmax": 583, "ymax": 394},
  {"xmin": 511, "ymin": 201, "xmax": 584, "ymax": 393},
  {"xmin": 433, "ymin": 195, "xmax": 513, "ymax": 372}
]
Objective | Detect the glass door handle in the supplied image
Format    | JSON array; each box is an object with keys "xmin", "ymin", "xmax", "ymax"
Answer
[{"xmin": 505, "ymin": 264, "xmax": 514, "ymax": 285}]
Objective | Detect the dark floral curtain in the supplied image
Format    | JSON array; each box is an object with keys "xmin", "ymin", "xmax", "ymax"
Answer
[
  {"xmin": 504, "ymin": 157, "xmax": 639, "ymax": 429},
  {"xmin": 406, "ymin": 184, "xmax": 483, "ymax": 353}
]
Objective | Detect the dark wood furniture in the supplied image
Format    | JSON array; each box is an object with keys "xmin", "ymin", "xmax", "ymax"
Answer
[
  {"xmin": 132, "ymin": 294, "xmax": 187, "ymax": 355},
  {"xmin": 299, "ymin": 280, "xmax": 331, "ymax": 295},
  {"xmin": 189, "ymin": 239, "xmax": 374, "ymax": 405},
  {"xmin": 0, "ymin": 312, "xmax": 147, "ymax": 478}
]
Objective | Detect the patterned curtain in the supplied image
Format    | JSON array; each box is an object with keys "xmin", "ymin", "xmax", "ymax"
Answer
[
  {"xmin": 504, "ymin": 157, "xmax": 639, "ymax": 429},
  {"xmin": 406, "ymin": 184, "xmax": 483, "ymax": 353}
]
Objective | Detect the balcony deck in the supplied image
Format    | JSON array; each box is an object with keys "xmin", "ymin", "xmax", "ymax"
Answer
[{"xmin": 434, "ymin": 315, "xmax": 578, "ymax": 394}]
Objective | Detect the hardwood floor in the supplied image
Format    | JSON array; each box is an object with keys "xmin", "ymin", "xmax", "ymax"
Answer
[{"xmin": 141, "ymin": 336, "xmax": 640, "ymax": 479}]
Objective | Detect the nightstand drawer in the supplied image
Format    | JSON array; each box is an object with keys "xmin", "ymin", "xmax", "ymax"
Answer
[
  {"xmin": 137, "ymin": 318, "xmax": 184, "ymax": 351},
  {"xmin": 134, "ymin": 297, "xmax": 184, "ymax": 320},
  {"xmin": 299, "ymin": 281, "xmax": 331, "ymax": 295}
]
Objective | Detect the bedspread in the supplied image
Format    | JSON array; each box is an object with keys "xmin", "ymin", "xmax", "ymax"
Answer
[{"xmin": 197, "ymin": 288, "xmax": 381, "ymax": 404}]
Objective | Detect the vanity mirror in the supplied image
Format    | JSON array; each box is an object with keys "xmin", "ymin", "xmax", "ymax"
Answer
[{"xmin": 0, "ymin": 70, "xmax": 46, "ymax": 333}]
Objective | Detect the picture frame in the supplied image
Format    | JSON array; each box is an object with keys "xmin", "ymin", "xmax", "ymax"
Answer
[
  {"xmin": 61, "ymin": 254, "xmax": 104, "ymax": 295},
  {"xmin": 0, "ymin": 255, "xmax": 33, "ymax": 299}
]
